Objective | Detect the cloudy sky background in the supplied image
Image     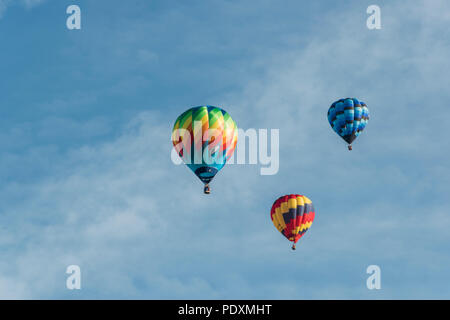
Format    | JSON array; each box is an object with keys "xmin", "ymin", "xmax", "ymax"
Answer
[{"xmin": 0, "ymin": 0, "xmax": 449, "ymax": 299}]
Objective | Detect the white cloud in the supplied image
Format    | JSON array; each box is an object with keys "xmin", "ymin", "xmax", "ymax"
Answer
[
  {"xmin": 0, "ymin": 0, "xmax": 47, "ymax": 19},
  {"xmin": 1, "ymin": 0, "xmax": 450, "ymax": 298},
  {"xmin": 21, "ymin": 0, "xmax": 46, "ymax": 8},
  {"xmin": 0, "ymin": 0, "xmax": 12, "ymax": 18}
]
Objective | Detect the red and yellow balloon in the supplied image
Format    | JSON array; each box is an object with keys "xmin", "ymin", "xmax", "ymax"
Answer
[{"xmin": 270, "ymin": 194, "xmax": 315, "ymax": 250}]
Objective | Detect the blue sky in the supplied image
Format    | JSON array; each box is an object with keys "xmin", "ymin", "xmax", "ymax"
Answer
[{"xmin": 0, "ymin": 0, "xmax": 449, "ymax": 299}]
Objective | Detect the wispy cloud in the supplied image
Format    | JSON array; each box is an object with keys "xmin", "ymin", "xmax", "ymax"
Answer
[
  {"xmin": 0, "ymin": 0, "xmax": 449, "ymax": 299},
  {"xmin": 0, "ymin": 0, "xmax": 11, "ymax": 18},
  {"xmin": 0, "ymin": 0, "xmax": 47, "ymax": 19}
]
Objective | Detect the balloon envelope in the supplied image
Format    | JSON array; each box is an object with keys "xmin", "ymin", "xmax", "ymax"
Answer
[
  {"xmin": 270, "ymin": 194, "xmax": 315, "ymax": 248},
  {"xmin": 171, "ymin": 106, "xmax": 238, "ymax": 188},
  {"xmin": 327, "ymin": 98, "xmax": 369, "ymax": 148}
]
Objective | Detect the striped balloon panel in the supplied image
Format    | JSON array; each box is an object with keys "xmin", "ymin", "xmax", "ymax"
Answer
[
  {"xmin": 270, "ymin": 194, "xmax": 315, "ymax": 244},
  {"xmin": 327, "ymin": 98, "xmax": 369, "ymax": 144},
  {"xmin": 172, "ymin": 106, "xmax": 238, "ymax": 184}
]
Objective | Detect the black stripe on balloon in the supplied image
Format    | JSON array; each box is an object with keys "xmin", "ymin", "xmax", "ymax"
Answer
[
  {"xmin": 342, "ymin": 133, "xmax": 357, "ymax": 144},
  {"xmin": 328, "ymin": 105, "xmax": 335, "ymax": 115},
  {"xmin": 296, "ymin": 204, "xmax": 305, "ymax": 218},
  {"xmin": 282, "ymin": 209, "xmax": 296, "ymax": 224},
  {"xmin": 304, "ymin": 204, "xmax": 314, "ymax": 215}
]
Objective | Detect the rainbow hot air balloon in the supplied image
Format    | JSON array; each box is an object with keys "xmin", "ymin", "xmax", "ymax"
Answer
[
  {"xmin": 270, "ymin": 194, "xmax": 315, "ymax": 250},
  {"xmin": 171, "ymin": 106, "xmax": 238, "ymax": 194},
  {"xmin": 327, "ymin": 98, "xmax": 369, "ymax": 150}
]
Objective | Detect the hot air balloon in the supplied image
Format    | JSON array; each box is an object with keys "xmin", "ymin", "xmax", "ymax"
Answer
[
  {"xmin": 171, "ymin": 106, "xmax": 238, "ymax": 194},
  {"xmin": 270, "ymin": 194, "xmax": 315, "ymax": 250},
  {"xmin": 327, "ymin": 98, "xmax": 369, "ymax": 150}
]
